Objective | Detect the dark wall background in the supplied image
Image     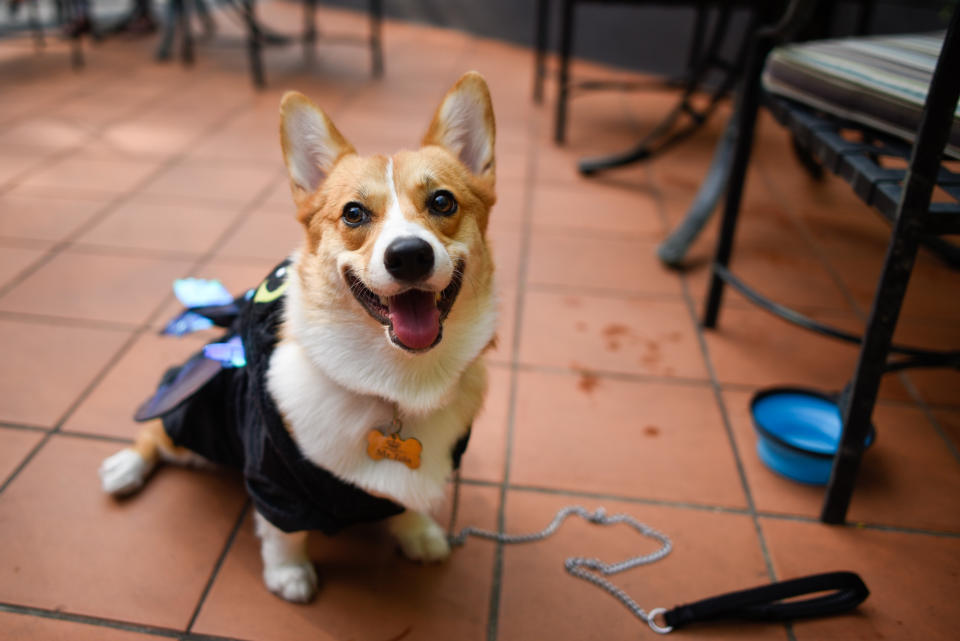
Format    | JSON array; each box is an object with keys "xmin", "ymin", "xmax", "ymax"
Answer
[{"xmin": 320, "ymin": 1, "xmax": 954, "ymax": 78}]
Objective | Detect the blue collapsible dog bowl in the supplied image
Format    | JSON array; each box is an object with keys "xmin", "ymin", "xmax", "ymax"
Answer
[{"xmin": 750, "ymin": 387, "xmax": 876, "ymax": 485}]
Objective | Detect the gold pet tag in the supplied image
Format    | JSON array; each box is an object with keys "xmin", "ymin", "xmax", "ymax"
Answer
[{"xmin": 366, "ymin": 430, "xmax": 422, "ymax": 470}]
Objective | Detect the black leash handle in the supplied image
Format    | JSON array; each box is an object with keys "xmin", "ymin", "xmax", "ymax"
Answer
[{"xmin": 662, "ymin": 572, "xmax": 869, "ymax": 630}]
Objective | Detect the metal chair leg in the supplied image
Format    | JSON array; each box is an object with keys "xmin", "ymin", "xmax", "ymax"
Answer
[
  {"xmin": 242, "ymin": 0, "xmax": 265, "ymax": 88},
  {"xmin": 821, "ymin": 3, "xmax": 960, "ymax": 524},
  {"xmin": 194, "ymin": 0, "xmax": 216, "ymax": 40},
  {"xmin": 369, "ymin": 0, "xmax": 383, "ymax": 77},
  {"xmin": 155, "ymin": 0, "xmax": 177, "ymax": 60},
  {"xmin": 177, "ymin": 0, "xmax": 194, "ymax": 66},
  {"xmin": 554, "ymin": 0, "xmax": 574, "ymax": 144},
  {"xmin": 532, "ymin": 0, "xmax": 550, "ymax": 103},
  {"xmin": 303, "ymin": 0, "xmax": 316, "ymax": 65},
  {"xmin": 820, "ymin": 228, "xmax": 921, "ymax": 523},
  {"xmin": 702, "ymin": 37, "xmax": 770, "ymax": 328},
  {"xmin": 28, "ymin": 0, "xmax": 45, "ymax": 49}
]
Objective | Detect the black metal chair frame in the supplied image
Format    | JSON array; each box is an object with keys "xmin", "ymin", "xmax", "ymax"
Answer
[
  {"xmin": 534, "ymin": 0, "xmax": 758, "ymax": 169},
  {"xmin": 656, "ymin": 0, "xmax": 880, "ymax": 267},
  {"xmin": 0, "ymin": 0, "xmax": 85, "ymax": 68},
  {"xmin": 157, "ymin": 0, "xmax": 383, "ymax": 89},
  {"xmin": 700, "ymin": 3, "xmax": 960, "ymax": 524}
]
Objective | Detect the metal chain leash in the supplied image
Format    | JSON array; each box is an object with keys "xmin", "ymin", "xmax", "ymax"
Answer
[{"xmin": 448, "ymin": 504, "xmax": 675, "ymax": 634}]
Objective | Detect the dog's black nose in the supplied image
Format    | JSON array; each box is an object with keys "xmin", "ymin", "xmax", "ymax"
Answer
[{"xmin": 384, "ymin": 237, "xmax": 434, "ymax": 282}]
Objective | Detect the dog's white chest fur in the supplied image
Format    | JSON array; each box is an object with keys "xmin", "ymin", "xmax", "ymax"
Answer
[{"xmin": 266, "ymin": 339, "xmax": 484, "ymax": 513}]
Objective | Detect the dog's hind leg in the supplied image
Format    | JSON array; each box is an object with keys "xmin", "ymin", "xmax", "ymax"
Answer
[
  {"xmin": 99, "ymin": 420, "xmax": 207, "ymax": 495},
  {"xmin": 255, "ymin": 511, "xmax": 318, "ymax": 603}
]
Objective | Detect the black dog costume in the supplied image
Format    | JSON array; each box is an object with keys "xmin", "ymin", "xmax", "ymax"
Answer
[{"xmin": 136, "ymin": 261, "xmax": 469, "ymax": 533}]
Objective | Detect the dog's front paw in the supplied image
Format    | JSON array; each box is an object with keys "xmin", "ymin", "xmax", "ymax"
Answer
[
  {"xmin": 263, "ymin": 561, "xmax": 318, "ymax": 603},
  {"xmin": 99, "ymin": 449, "xmax": 151, "ymax": 496},
  {"xmin": 389, "ymin": 512, "xmax": 451, "ymax": 563}
]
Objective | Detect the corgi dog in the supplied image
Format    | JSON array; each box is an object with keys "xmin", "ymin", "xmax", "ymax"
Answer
[{"xmin": 98, "ymin": 72, "xmax": 498, "ymax": 603}]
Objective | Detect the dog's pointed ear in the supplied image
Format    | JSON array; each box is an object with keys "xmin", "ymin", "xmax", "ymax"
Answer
[
  {"xmin": 280, "ymin": 92, "xmax": 355, "ymax": 207},
  {"xmin": 422, "ymin": 72, "xmax": 495, "ymax": 178}
]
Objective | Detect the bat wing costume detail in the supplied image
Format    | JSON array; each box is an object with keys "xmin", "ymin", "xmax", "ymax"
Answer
[{"xmin": 136, "ymin": 260, "xmax": 471, "ymax": 534}]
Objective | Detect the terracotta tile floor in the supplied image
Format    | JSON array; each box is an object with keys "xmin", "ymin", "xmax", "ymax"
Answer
[{"xmin": 1, "ymin": 4, "xmax": 959, "ymax": 641}]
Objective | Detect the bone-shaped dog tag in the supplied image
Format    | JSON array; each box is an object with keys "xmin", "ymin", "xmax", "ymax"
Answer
[{"xmin": 366, "ymin": 430, "xmax": 422, "ymax": 470}]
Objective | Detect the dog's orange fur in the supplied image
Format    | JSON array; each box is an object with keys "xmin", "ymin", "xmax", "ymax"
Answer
[{"xmin": 130, "ymin": 420, "xmax": 189, "ymax": 464}]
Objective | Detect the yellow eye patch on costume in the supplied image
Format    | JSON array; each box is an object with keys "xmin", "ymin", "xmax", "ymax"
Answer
[{"xmin": 253, "ymin": 264, "xmax": 289, "ymax": 304}]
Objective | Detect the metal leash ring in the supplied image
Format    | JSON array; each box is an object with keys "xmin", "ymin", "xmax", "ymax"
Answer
[{"xmin": 646, "ymin": 608, "xmax": 674, "ymax": 635}]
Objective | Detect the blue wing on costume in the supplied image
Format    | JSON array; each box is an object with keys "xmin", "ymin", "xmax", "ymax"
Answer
[
  {"xmin": 203, "ymin": 336, "xmax": 247, "ymax": 368},
  {"xmin": 135, "ymin": 280, "xmax": 249, "ymax": 422},
  {"xmin": 162, "ymin": 279, "xmax": 247, "ymax": 336},
  {"xmin": 134, "ymin": 353, "xmax": 225, "ymax": 421},
  {"xmin": 173, "ymin": 278, "xmax": 234, "ymax": 307},
  {"xmin": 164, "ymin": 311, "xmax": 214, "ymax": 336}
]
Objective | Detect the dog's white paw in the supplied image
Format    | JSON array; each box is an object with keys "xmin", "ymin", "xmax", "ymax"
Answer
[
  {"xmin": 390, "ymin": 512, "xmax": 451, "ymax": 563},
  {"xmin": 99, "ymin": 449, "xmax": 151, "ymax": 496},
  {"xmin": 263, "ymin": 562, "xmax": 318, "ymax": 603}
]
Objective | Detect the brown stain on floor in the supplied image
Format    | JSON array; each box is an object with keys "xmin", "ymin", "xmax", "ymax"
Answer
[
  {"xmin": 577, "ymin": 370, "xmax": 599, "ymax": 394},
  {"xmin": 602, "ymin": 323, "xmax": 631, "ymax": 352},
  {"xmin": 571, "ymin": 362, "xmax": 600, "ymax": 395}
]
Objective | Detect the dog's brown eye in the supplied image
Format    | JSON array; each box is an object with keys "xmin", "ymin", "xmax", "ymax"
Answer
[
  {"xmin": 427, "ymin": 190, "xmax": 457, "ymax": 216},
  {"xmin": 342, "ymin": 202, "xmax": 370, "ymax": 227}
]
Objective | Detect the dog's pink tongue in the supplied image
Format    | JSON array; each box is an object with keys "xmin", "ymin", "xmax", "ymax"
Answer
[{"xmin": 388, "ymin": 290, "xmax": 440, "ymax": 350}]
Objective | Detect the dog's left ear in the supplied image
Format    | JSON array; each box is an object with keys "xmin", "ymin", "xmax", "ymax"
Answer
[
  {"xmin": 280, "ymin": 91, "xmax": 356, "ymax": 208},
  {"xmin": 422, "ymin": 72, "xmax": 495, "ymax": 179}
]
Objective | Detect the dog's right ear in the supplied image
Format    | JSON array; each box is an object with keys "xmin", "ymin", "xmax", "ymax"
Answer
[{"xmin": 279, "ymin": 92, "xmax": 355, "ymax": 208}]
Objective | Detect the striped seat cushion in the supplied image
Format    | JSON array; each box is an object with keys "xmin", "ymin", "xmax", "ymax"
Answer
[{"xmin": 762, "ymin": 32, "xmax": 960, "ymax": 158}]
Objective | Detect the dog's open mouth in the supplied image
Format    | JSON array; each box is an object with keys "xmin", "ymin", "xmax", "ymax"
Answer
[{"xmin": 344, "ymin": 261, "xmax": 465, "ymax": 352}]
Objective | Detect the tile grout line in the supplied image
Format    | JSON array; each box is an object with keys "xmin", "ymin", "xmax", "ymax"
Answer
[
  {"xmin": 644, "ymin": 164, "xmax": 794, "ymax": 640},
  {"xmin": 493, "ymin": 360, "xmax": 960, "ymax": 412},
  {"xmin": 512, "ymin": 482, "xmax": 960, "ymax": 537},
  {"xmin": 53, "ymin": 430, "xmax": 134, "ymax": 445},
  {"xmin": 0, "ymin": 420, "xmax": 50, "ymax": 433},
  {"xmin": 0, "ymin": 432, "xmax": 54, "ymax": 495},
  {"xmin": 185, "ymin": 501, "xmax": 252, "ymax": 634},
  {"xmin": 0, "ymin": 310, "xmax": 142, "ymax": 332},
  {"xmin": 0, "ymin": 602, "xmax": 188, "ymax": 640},
  {"xmin": 484, "ymin": 87, "xmax": 541, "ymax": 641},
  {"xmin": 0, "ymin": 602, "xmax": 249, "ymax": 641},
  {"xmin": 525, "ymin": 281, "xmax": 687, "ymax": 302},
  {"xmin": 755, "ymin": 165, "xmax": 960, "ymax": 467},
  {"xmin": 753, "ymin": 510, "xmax": 960, "ymax": 539},
  {"xmin": 512, "ymin": 361, "xmax": 713, "ymax": 388}
]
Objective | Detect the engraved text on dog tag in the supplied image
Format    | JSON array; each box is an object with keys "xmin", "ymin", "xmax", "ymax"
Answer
[{"xmin": 366, "ymin": 430, "xmax": 422, "ymax": 470}]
